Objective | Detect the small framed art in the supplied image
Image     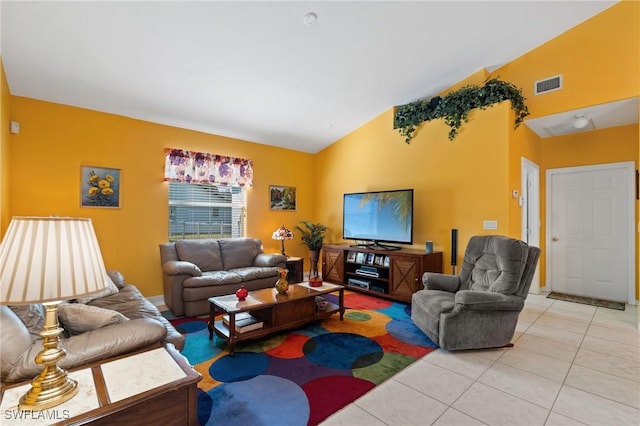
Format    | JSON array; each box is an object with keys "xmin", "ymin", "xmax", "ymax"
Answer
[
  {"xmin": 270, "ymin": 185, "xmax": 296, "ymax": 210},
  {"xmin": 81, "ymin": 166, "xmax": 121, "ymax": 208}
]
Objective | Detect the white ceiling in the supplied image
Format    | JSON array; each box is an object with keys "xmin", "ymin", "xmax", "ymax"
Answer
[
  {"xmin": 1, "ymin": 1, "xmax": 619, "ymax": 154},
  {"xmin": 525, "ymin": 97, "xmax": 639, "ymax": 138}
]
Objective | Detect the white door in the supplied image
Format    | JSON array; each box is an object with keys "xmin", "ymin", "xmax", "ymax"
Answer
[
  {"xmin": 547, "ymin": 162, "xmax": 635, "ymax": 303},
  {"xmin": 522, "ymin": 158, "xmax": 541, "ymax": 294}
]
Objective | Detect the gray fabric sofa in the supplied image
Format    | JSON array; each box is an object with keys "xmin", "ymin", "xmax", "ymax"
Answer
[
  {"xmin": 1, "ymin": 270, "xmax": 184, "ymax": 384},
  {"xmin": 411, "ymin": 235, "xmax": 540, "ymax": 351},
  {"xmin": 159, "ymin": 238, "xmax": 287, "ymax": 317}
]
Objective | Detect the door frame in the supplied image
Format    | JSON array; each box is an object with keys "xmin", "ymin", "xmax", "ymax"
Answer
[
  {"xmin": 521, "ymin": 157, "xmax": 540, "ymax": 293},
  {"xmin": 545, "ymin": 161, "xmax": 636, "ymax": 304}
]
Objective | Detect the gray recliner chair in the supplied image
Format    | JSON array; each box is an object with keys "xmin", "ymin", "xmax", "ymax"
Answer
[{"xmin": 411, "ymin": 235, "xmax": 540, "ymax": 350}]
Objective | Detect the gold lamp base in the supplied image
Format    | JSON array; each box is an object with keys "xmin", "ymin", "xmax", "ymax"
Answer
[{"xmin": 19, "ymin": 302, "xmax": 78, "ymax": 410}]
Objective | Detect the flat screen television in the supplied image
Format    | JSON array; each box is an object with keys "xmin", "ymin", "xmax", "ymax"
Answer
[{"xmin": 342, "ymin": 189, "xmax": 413, "ymax": 250}]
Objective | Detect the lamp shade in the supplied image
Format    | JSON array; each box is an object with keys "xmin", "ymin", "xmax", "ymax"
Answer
[
  {"xmin": 272, "ymin": 225, "xmax": 294, "ymax": 240},
  {"xmin": 0, "ymin": 217, "xmax": 110, "ymax": 304}
]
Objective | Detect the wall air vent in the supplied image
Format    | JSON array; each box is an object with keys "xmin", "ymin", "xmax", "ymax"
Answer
[{"xmin": 534, "ymin": 75, "xmax": 562, "ymax": 95}]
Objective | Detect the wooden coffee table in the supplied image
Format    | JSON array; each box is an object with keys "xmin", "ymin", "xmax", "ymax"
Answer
[{"xmin": 208, "ymin": 282, "xmax": 345, "ymax": 355}]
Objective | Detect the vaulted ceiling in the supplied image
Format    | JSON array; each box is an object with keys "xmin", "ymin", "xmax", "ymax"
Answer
[{"xmin": 1, "ymin": 1, "xmax": 618, "ymax": 153}]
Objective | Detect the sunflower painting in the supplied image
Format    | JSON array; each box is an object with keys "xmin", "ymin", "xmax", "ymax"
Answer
[{"xmin": 81, "ymin": 166, "xmax": 121, "ymax": 208}]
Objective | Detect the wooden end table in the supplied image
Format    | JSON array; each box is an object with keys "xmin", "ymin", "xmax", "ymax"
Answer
[
  {"xmin": 208, "ymin": 282, "xmax": 344, "ymax": 355},
  {"xmin": 0, "ymin": 344, "xmax": 201, "ymax": 426},
  {"xmin": 285, "ymin": 256, "xmax": 304, "ymax": 283}
]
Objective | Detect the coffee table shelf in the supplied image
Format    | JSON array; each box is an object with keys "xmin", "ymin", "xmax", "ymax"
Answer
[{"xmin": 208, "ymin": 283, "xmax": 344, "ymax": 355}]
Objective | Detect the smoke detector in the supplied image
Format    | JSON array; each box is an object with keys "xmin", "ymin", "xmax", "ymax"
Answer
[{"xmin": 303, "ymin": 12, "xmax": 317, "ymax": 26}]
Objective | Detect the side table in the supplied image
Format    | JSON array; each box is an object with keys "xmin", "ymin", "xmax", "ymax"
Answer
[
  {"xmin": 285, "ymin": 256, "xmax": 304, "ymax": 283},
  {"xmin": 0, "ymin": 345, "xmax": 201, "ymax": 426}
]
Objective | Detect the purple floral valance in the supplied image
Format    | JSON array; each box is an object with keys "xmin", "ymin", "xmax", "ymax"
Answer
[{"xmin": 164, "ymin": 148, "xmax": 253, "ymax": 187}]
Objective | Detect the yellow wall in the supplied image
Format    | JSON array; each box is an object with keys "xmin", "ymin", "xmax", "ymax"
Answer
[
  {"xmin": 492, "ymin": 1, "xmax": 638, "ymax": 119},
  {"xmin": 0, "ymin": 59, "xmax": 10, "ymax": 236},
  {"xmin": 490, "ymin": 0, "xmax": 639, "ymax": 295},
  {"xmin": 316, "ymin": 102, "xmax": 513, "ymax": 273},
  {"xmin": 8, "ymin": 97, "xmax": 315, "ymax": 296},
  {"xmin": 4, "ymin": 1, "xmax": 639, "ymax": 300},
  {"xmin": 541, "ymin": 125, "xmax": 637, "ymax": 170}
]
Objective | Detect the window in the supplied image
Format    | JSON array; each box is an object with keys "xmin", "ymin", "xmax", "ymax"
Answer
[{"xmin": 168, "ymin": 182, "xmax": 246, "ymax": 241}]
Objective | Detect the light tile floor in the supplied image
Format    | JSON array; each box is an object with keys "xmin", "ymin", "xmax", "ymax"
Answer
[{"xmin": 322, "ymin": 293, "xmax": 640, "ymax": 426}]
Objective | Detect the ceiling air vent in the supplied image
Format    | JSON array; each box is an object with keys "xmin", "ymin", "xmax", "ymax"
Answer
[{"xmin": 534, "ymin": 75, "xmax": 562, "ymax": 95}]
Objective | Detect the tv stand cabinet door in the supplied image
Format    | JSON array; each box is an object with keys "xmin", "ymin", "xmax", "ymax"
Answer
[
  {"xmin": 322, "ymin": 246, "xmax": 344, "ymax": 284},
  {"xmin": 389, "ymin": 255, "xmax": 421, "ymax": 301}
]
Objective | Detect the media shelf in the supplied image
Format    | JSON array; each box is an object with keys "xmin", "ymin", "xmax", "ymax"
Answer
[{"xmin": 322, "ymin": 244, "xmax": 443, "ymax": 303}]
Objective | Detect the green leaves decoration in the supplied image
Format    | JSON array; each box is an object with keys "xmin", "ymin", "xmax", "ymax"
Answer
[{"xmin": 394, "ymin": 77, "xmax": 529, "ymax": 143}]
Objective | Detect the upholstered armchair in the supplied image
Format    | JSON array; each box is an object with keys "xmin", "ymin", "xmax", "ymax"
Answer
[{"xmin": 411, "ymin": 235, "xmax": 540, "ymax": 350}]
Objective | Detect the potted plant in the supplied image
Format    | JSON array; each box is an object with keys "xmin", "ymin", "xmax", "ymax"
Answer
[
  {"xmin": 394, "ymin": 77, "xmax": 529, "ymax": 143},
  {"xmin": 295, "ymin": 220, "xmax": 328, "ymax": 286}
]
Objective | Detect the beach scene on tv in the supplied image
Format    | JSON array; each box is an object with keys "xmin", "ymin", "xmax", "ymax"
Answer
[{"xmin": 343, "ymin": 189, "xmax": 413, "ymax": 245}]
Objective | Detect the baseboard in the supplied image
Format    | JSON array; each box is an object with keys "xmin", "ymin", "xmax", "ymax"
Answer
[{"xmin": 147, "ymin": 294, "xmax": 166, "ymax": 311}]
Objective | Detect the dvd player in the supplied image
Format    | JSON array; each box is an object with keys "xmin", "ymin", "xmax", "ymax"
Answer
[
  {"xmin": 347, "ymin": 277, "xmax": 371, "ymax": 289},
  {"xmin": 355, "ymin": 270, "xmax": 379, "ymax": 278}
]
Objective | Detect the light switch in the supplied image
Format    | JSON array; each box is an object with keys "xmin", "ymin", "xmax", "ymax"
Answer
[{"xmin": 483, "ymin": 220, "xmax": 498, "ymax": 230}]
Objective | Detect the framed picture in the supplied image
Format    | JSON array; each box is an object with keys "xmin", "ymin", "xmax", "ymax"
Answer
[
  {"xmin": 270, "ymin": 185, "xmax": 296, "ymax": 210},
  {"xmin": 81, "ymin": 166, "xmax": 121, "ymax": 208},
  {"xmin": 383, "ymin": 256, "xmax": 390, "ymax": 268},
  {"xmin": 374, "ymin": 255, "xmax": 384, "ymax": 266},
  {"xmin": 355, "ymin": 252, "xmax": 365, "ymax": 264},
  {"xmin": 347, "ymin": 251, "xmax": 357, "ymax": 262},
  {"xmin": 365, "ymin": 253, "xmax": 375, "ymax": 265}
]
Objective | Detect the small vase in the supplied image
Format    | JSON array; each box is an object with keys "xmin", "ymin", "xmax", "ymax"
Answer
[
  {"xmin": 275, "ymin": 268, "xmax": 289, "ymax": 294},
  {"xmin": 236, "ymin": 286, "xmax": 248, "ymax": 301}
]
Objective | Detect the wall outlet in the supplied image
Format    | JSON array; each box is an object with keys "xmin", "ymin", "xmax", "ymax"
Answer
[
  {"xmin": 10, "ymin": 121, "xmax": 20, "ymax": 134},
  {"xmin": 483, "ymin": 220, "xmax": 498, "ymax": 230}
]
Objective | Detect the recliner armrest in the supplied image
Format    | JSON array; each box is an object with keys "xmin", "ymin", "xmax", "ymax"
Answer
[
  {"xmin": 454, "ymin": 290, "xmax": 524, "ymax": 311},
  {"xmin": 161, "ymin": 260, "xmax": 202, "ymax": 277},
  {"xmin": 254, "ymin": 253, "xmax": 287, "ymax": 267},
  {"xmin": 423, "ymin": 272, "xmax": 461, "ymax": 292}
]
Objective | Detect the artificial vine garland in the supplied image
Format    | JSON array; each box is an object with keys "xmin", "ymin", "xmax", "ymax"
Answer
[{"xmin": 394, "ymin": 77, "xmax": 530, "ymax": 143}]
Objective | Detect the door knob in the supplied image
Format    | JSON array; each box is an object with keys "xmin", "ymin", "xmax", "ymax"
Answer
[{"xmin": 552, "ymin": 237, "xmax": 559, "ymax": 242}]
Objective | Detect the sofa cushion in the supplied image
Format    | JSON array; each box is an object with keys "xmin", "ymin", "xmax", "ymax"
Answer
[
  {"xmin": 219, "ymin": 238, "xmax": 259, "ymax": 270},
  {"xmin": 231, "ymin": 266, "xmax": 280, "ymax": 282},
  {"xmin": 183, "ymin": 271, "xmax": 243, "ymax": 288},
  {"xmin": 58, "ymin": 303, "xmax": 129, "ymax": 335},
  {"xmin": 75, "ymin": 274, "xmax": 120, "ymax": 304},
  {"xmin": 88, "ymin": 285, "xmax": 185, "ymax": 351},
  {"xmin": 175, "ymin": 239, "xmax": 224, "ymax": 271}
]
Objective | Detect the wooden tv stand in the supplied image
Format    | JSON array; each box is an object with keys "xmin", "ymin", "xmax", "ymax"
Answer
[{"xmin": 322, "ymin": 244, "xmax": 443, "ymax": 303}]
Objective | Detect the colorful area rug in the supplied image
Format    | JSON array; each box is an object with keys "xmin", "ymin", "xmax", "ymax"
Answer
[
  {"xmin": 169, "ymin": 291, "xmax": 437, "ymax": 425},
  {"xmin": 547, "ymin": 291, "xmax": 625, "ymax": 311}
]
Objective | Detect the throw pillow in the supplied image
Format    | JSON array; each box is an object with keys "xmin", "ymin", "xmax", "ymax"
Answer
[
  {"xmin": 9, "ymin": 304, "xmax": 46, "ymax": 338},
  {"xmin": 74, "ymin": 274, "xmax": 120, "ymax": 304},
  {"xmin": 58, "ymin": 303, "xmax": 128, "ymax": 335}
]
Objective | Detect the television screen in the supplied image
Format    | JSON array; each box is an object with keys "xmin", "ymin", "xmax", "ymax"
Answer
[{"xmin": 343, "ymin": 189, "xmax": 413, "ymax": 247}]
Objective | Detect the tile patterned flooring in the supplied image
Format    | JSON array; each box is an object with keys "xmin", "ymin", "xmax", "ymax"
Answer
[{"xmin": 322, "ymin": 293, "xmax": 640, "ymax": 426}]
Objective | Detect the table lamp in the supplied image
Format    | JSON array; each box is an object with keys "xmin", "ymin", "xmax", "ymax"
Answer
[
  {"xmin": 271, "ymin": 225, "xmax": 294, "ymax": 257},
  {"xmin": 0, "ymin": 216, "xmax": 110, "ymax": 410}
]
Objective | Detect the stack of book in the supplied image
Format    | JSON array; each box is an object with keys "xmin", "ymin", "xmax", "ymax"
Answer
[{"xmin": 222, "ymin": 312, "xmax": 263, "ymax": 333}]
